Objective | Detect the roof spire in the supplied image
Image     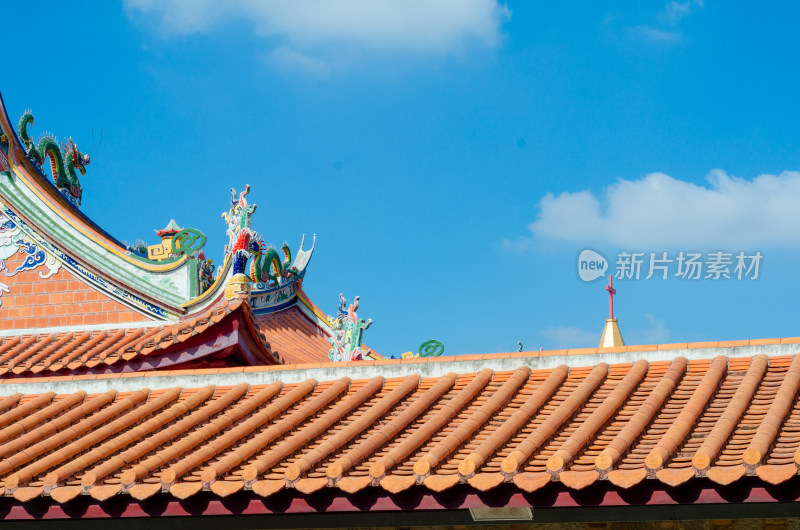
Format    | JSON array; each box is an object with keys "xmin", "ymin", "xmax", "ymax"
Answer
[{"xmin": 599, "ymin": 274, "xmax": 625, "ymax": 348}]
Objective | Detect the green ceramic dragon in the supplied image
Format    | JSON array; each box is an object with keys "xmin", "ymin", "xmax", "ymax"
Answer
[
  {"xmin": 18, "ymin": 112, "xmax": 89, "ymax": 206},
  {"xmin": 18, "ymin": 112, "xmax": 42, "ymax": 164},
  {"xmin": 249, "ymin": 242, "xmax": 297, "ymax": 284}
]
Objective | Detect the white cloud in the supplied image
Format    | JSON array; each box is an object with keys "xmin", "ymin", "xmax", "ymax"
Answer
[
  {"xmin": 623, "ymin": 0, "xmax": 702, "ymax": 46},
  {"xmin": 659, "ymin": 0, "xmax": 703, "ymax": 24},
  {"xmin": 628, "ymin": 25, "xmax": 683, "ymax": 46},
  {"xmin": 514, "ymin": 170, "xmax": 800, "ymax": 250},
  {"xmin": 125, "ymin": 0, "xmax": 510, "ymax": 73}
]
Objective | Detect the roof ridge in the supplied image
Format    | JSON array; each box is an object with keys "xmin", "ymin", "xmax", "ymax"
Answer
[
  {"xmin": 1, "ymin": 346, "xmax": 799, "ymax": 396},
  {"xmin": 0, "ymin": 320, "xmax": 162, "ymax": 338}
]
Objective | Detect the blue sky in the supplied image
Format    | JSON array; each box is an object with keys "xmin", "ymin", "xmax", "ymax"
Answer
[{"xmin": 3, "ymin": 1, "xmax": 800, "ymax": 356}]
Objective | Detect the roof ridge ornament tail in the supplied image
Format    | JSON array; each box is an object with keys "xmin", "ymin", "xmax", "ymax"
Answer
[
  {"xmin": 328, "ymin": 294, "xmax": 372, "ymax": 362},
  {"xmin": 223, "ymin": 185, "xmax": 257, "ymax": 254}
]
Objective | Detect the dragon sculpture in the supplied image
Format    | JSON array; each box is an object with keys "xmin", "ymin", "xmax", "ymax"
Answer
[
  {"xmin": 225, "ymin": 185, "xmax": 300, "ymax": 286},
  {"xmin": 18, "ymin": 111, "xmax": 89, "ymax": 206},
  {"xmin": 249, "ymin": 241, "xmax": 297, "ymax": 285},
  {"xmin": 230, "ymin": 230, "xmax": 297, "ymax": 286},
  {"xmin": 328, "ymin": 294, "xmax": 373, "ymax": 362},
  {"xmin": 17, "ymin": 112, "xmax": 42, "ymax": 164},
  {"xmin": 222, "ymin": 185, "xmax": 256, "ymax": 252}
]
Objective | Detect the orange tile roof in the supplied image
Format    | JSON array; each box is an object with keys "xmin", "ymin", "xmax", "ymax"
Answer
[
  {"xmin": 0, "ymin": 299, "xmax": 278, "ymax": 377},
  {"xmin": 0, "ymin": 352, "xmax": 798, "ymax": 503},
  {"xmin": 255, "ymin": 306, "xmax": 331, "ymax": 364}
]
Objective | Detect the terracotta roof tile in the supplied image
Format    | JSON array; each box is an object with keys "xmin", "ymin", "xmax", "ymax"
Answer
[
  {"xmin": 159, "ymin": 382, "xmax": 284, "ymax": 486},
  {"xmin": 255, "ymin": 306, "xmax": 332, "ymax": 364},
  {"xmin": 0, "ymin": 352, "xmax": 799, "ymax": 503},
  {"xmin": 595, "ymin": 357, "xmax": 687, "ymax": 476},
  {"xmin": 0, "ymin": 299, "xmax": 283, "ymax": 377},
  {"xmin": 118, "ymin": 383, "xmax": 250, "ymax": 488},
  {"xmin": 743, "ymin": 353, "xmax": 800, "ymax": 471},
  {"xmin": 691, "ymin": 355, "xmax": 767, "ymax": 473}
]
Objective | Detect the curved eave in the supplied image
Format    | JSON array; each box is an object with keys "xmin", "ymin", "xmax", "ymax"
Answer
[
  {"xmin": 0, "ymin": 90, "xmax": 227, "ymax": 317},
  {"xmin": 0, "ymin": 92, "xmax": 191, "ymax": 274},
  {"xmin": 0, "ymin": 180, "xmax": 186, "ymax": 319},
  {"xmin": 0, "ymin": 297, "xmax": 277, "ymax": 378}
]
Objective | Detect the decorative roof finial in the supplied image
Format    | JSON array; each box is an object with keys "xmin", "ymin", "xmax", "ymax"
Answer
[
  {"xmin": 599, "ymin": 274, "xmax": 625, "ymax": 348},
  {"xmin": 155, "ymin": 219, "xmax": 182, "ymax": 240},
  {"xmin": 328, "ymin": 294, "xmax": 372, "ymax": 362},
  {"xmin": 222, "ymin": 184, "xmax": 257, "ymax": 254},
  {"xmin": 606, "ymin": 274, "xmax": 616, "ymax": 319},
  {"xmin": 145, "ymin": 220, "xmax": 206, "ymax": 263}
]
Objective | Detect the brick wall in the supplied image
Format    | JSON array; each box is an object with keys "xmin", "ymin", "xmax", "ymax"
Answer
[{"xmin": 0, "ymin": 252, "xmax": 150, "ymax": 330}]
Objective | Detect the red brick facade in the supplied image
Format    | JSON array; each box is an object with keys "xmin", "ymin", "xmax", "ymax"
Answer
[{"xmin": 0, "ymin": 252, "xmax": 149, "ymax": 330}]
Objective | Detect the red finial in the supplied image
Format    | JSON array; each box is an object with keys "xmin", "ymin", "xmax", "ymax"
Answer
[{"xmin": 605, "ymin": 274, "xmax": 616, "ymax": 319}]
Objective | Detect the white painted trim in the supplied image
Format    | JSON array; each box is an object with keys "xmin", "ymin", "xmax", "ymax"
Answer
[{"xmin": 0, "ymin": 342, "xmax": 797, "ymax": 396}]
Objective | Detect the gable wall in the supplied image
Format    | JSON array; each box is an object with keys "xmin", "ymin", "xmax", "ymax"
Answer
[{"xmin": 0, "ymin": 250, "xmax": 150, "ymax": 330}]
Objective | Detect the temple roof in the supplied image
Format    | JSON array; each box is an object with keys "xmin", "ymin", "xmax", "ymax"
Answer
[
  {"xmin": 0, "ymin": 300, "xmax": 339, "ymax": 377},
  {"xmin": 0, "ymin": 300, "xmax": 273, "ymax": 376},
  {"xmin": 0, "ymin": 341, "xmax": 798, "ymax": 508},
  {"xmin": 255, "ymin": 306, "xmax": 335, "ymax": 365},
  {"xmin": 0, "ymin": 89, "xmax": 346, "ymax": 374},
  {"xmin": 4, "ymin": 90, "xmax": 797, "ymax": 525}
]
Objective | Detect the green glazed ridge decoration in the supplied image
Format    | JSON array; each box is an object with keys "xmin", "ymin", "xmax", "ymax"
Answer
[
  {"xmin": 18, "ymin": 111, "xmax": 41, "ymax": 164},
  {"xmin": 249, "ymin": 241, "xmax": 298, "ymax": 285},
  {"xmin": 328, "ymin": 294, "xmax": 373, "ymax": 362},
  {"xmin": 418, "ymin": 340, "xmax": 444, "ymax": 357},
  {"xmin": 225, "ymin": 185, "xmax": 301, "ymax": 287},
  {"xmin": 18, "ymin": 111, "xmax": 89, "ymax": 207},
  {"xmin": 171, "ymin": 228, "xmax": 207, "ymax": 257},
  {"xmin": 223, "ymin": 185, "xmax": 257, "ymax": 253},
  {"xmin": 0, "ymin": 177, "xmax": 190, "ymax": 309}
]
